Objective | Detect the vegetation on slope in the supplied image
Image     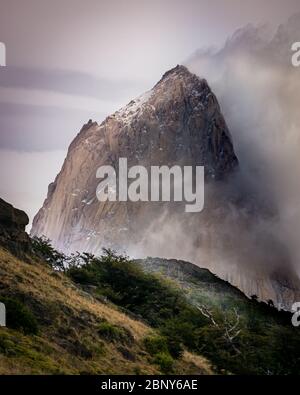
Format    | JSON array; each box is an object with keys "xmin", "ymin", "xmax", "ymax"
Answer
[
  {"xmin": 5, "ymin": 235, "xmax": 298, "ymax": 375},
  {"xmin": 0, "ymin": 245, "xmax": 211, "ymax": 375},
  {"xmin": 137, "ymin": 258, "xmax": 300, "ymax": 374},
  {"xmin": 52, "ymin": 244, "xmax": 299, "ymax": 375}
]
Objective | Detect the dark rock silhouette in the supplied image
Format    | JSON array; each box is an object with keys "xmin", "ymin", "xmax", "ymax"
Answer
[{"xmin": 0, "ymin": 197, "xmax": 30, "ymax": 255}]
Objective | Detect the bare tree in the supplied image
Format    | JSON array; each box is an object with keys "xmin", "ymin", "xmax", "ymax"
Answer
[
  {"xmin": 196, "ymin": 303, "xmax": 242, "ymax": 354},
  {"xmin": 196, "ymin": 304, "xmax": 219, "ymax": 328}
]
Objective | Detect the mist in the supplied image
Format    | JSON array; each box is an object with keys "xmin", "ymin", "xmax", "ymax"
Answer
[
  {"xmin": 125, "ymin": 14, "xmax": 300, "ymax": 308},
  {"xmin": 183, "ymin": 14, "xmax": 300, "ymax": 275}
]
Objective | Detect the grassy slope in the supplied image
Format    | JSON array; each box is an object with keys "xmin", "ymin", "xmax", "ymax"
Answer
[{"xmin": 0, "ymin": 248, "xmax": 212, "ymax": 375}]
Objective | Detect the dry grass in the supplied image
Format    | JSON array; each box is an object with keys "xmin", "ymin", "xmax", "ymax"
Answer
[
  {"xmin": 0, "ymin": 249, "xmax": 149, "ymax": 339},
  {"xmin": 0, "ymin": 247, "xmax": 212, "ymax": 375}
]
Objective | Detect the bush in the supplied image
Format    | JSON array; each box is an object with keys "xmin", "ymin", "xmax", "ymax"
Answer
[
  {"xmin": 97, "ymin": 321, "xmax": 133, "ymax": 345},
  {"xmin": 31, "ymin": 236, "xmax": 66, "ymax": 271},
  {"xmin": 0, "ymin": 297, "xmax": 38, "ymax": 335},
  {"xmin": 165, "ymin": 336, "xmax": 184, "ymax": 359},
  {"xmin": 153, "ymin": 352, "xmax": 174, "ymax": 373},
  {"xmin": 143, "ymin": 335, "xmax": 169, "ymax": 356},
  {"xmin": 144, "ymin": 335, "xmax": 177, "ymax": 373},
  {"xmin": 67, "ymin": 267, "xmax": 96, "ymax": 285}
]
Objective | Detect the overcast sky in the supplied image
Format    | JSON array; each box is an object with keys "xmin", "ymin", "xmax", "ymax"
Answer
[{"xmin": 0, "ymin": 0, "xmax": 300, "ymax": 223}]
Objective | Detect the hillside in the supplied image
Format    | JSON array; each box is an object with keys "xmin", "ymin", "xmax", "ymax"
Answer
[
  {"xmin": 64, "ymin": 250, "xmax": 300, "ymax": 375},
  {"xmin": 1, "ymin": 197, "xmax": 299, "ymax": 375},
  {"xmin": 136, "ymin": 258, "xmax": 300, "ymax": 374},
  {"xmin": 136, "ymin": 257, "xmax": 254, "ymax": 308},
  {"xmin": 0, "ymin": 246, "xmax": 212, "ymax": 374}
]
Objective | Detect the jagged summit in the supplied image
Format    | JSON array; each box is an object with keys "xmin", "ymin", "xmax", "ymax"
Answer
[
  {"xmin": 162, "ymin": 64, "xmax": 189, "ymax": 75},
  {"xmin": 157, "ymin": 64, "xmax": 201, "ymax": 84},
  {"xmin": 69, "ymin": 65, "xmax": 213, "ymax": 153},
  {"xmin": 112, "ymin": 64, "xmax": 212, "ymax": 127}
]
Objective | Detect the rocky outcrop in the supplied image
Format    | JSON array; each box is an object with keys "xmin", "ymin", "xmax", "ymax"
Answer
[{"xmin": 0, "ymin": 198, "xmax": 30, "ymax": 255}]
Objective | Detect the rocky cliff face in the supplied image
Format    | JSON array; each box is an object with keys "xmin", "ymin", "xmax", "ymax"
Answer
[
  {"xmin": 0, "ymin": 198, "xmax": 30, "ymax": 255},
  {"xmin": 31, "ymin": 65, "xmax": 237, "ymax": 252},
  {"xmin": 31, "ymin": 65, "xmax": 300, "ymax": 309}
]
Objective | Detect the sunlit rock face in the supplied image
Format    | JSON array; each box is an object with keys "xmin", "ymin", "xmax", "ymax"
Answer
[{"xmin": 31, "ymin": 65, "xmax": 300, "ymax": 310}]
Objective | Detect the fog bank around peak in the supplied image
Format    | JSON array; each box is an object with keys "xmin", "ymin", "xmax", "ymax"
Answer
[{"xmin": 185, "ymin": 13, "xmax": 300, "ymax": 276}]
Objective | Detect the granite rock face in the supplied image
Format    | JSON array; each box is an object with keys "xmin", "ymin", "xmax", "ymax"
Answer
[
  {"xmin": 31, "ymin": 65, "xmax": 238, "ymax": 253},
  {"xmin": 0, "ymin": 198, "xmax": 30, "ymax": 255}
]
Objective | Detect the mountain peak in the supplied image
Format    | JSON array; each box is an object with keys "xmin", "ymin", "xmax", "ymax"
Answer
[
  {"xmin": 32, "ymin": 66, "xmax": 239, "ymax": 255},
  {"xmin": 112, "ymin": 64, "xmax": 212, "ymax": 128},
  {"xmin": 156, "ymin": 64, "xmax": 205, "ymax": 87},
  {"xmin": 160, "ymin": 64, "xmax": 191, "ymax": 79}
]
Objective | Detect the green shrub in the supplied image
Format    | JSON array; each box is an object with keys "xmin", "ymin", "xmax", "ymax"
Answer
[
  {"xmin": 31, "ymin": 236, "xmax": 66, "ymax": 271},
  {"xmin": 165, "ymin": 336, "xmax": 184, "ymax": 359},
  {"xmin": 154, "ymin": 352, "xmax": 174, "ymax": 374},
  {"xmin": 144, "ymin": 335, "xmax": 176, "ymax": 373},
  {"xmin": 0, "ymin": 297, "xmax": 38, "ymax": 335},
  {"xmin": 67, "ymin": 267, "xmax": 96, "ymax": 285},
  {"xmin": 97, "ymin": 321, "xmax": 133, "ymax": 345},
  {"xmin": 143, "ymin": 335, "xmax": 169, "ymax": 356}
]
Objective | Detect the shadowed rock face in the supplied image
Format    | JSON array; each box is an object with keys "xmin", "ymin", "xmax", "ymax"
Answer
[
  {"xmin": 0, "ymin": 198, "xmax": 30, "ymax": 255},
  {"xmin": 31, "ymin": 65, "xmax": 238, "ymax": 253},
  {"xmin": 31, "ymin": 65, "xmax": 300, "ymax": 310}
]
